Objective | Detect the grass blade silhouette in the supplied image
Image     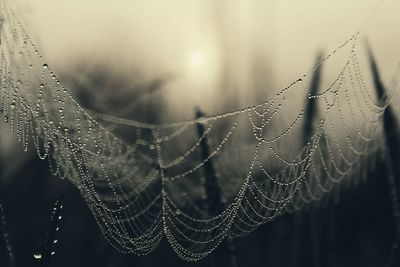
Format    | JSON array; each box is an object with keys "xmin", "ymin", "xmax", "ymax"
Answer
[
  {"xmin": 367, "ymin": 42, "xmax": 400, "ymax": 267},
  {"xmin": 295, "ymin": 52, "xmax": 324, "ymax": 267}
]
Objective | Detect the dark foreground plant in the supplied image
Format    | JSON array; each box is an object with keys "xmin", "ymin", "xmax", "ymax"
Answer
[
  {"xmin": 195, "ymin": 108, "xmax": 238, "ymax": 267},
  {"xmin": 367, "ymin": 42, "xmax": 400, "ymax": 267}
]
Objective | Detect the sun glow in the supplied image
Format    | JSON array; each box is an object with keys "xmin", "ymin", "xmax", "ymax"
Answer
[
  {"xmin": 188, "ymin": 50, "xmax": 206, "ymax": 69},
  {"xmin": 184, "ymin": 48, "xmax": 219, "ymax": 81}
]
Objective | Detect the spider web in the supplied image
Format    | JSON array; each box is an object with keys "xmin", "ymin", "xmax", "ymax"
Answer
[{"xmin": 0, "ymin": 0, "xmax": 397, "ymax": 261}]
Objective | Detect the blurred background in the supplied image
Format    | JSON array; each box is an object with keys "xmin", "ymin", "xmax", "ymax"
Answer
[{"xmin": 1, "ymin": 0, "xmax": 400, "ymax": 266}]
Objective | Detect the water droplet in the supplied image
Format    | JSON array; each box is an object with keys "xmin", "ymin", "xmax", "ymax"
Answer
[
  {"xmin": 175, "ymin": 210, "xmax": 182, "ymax": 215},
  {"xmin": 297, "ymin": 78, "xmax": 303, "ymax": 83},
  {"xmin": 51, "ymin": 251, "xmax": 55, "ymax": 256},
  {"xmin": 39, "ymin": 84, "xmax": 44, "ymax": 88},
  {"xmin": 42, "ymin": 64, "xmax": 49, "ymax": 69},
  {"xmin": 53, "ymin": 239, "xmax": 58, "ymax": 244},
  {"xmin": 58, "ymin": 215, "xmax": 62, "ymax": 220},
  {"xmin": 33, "ymin": 253, "xmax": 42, "ymax": 260},
  {"xmin": 33, "ymin": 245, "xmax": 44, "ymax": 260}
]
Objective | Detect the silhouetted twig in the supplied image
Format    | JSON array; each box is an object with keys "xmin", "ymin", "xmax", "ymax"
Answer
[
  {"xmin": 195, "ymin": 108, "xmax": 238, "ymax": 267},
  {"xmin": 195, "ymin": 108, "xmax": 222, "ymax": 215}
]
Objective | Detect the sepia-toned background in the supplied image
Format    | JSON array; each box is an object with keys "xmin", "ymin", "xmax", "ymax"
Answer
[{"xmin": 1, "ymin": 0, "xmax": 400, "ymax": 266}]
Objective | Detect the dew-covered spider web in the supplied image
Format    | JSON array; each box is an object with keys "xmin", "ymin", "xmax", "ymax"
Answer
[{"xmin": 0, "ymin": 0, "xmax": 399, "ymax": 261}]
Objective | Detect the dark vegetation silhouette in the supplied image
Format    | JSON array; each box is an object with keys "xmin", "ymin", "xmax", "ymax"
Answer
[
  {"xmin": 295, "ymin": 52, "xmax": 324, "ymax": 267},
  {"xmin": 195, "ymin": 108, "xmax": 237, "ymax": 267},
  {"xmin": 367, "ymin": 43, "xmax": 400, "ymax": 267}
]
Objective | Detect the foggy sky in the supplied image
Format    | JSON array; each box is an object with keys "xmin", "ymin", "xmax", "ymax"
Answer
[{"xmin": 10, "ymin": 0, "xmax": 400, "ymax": 115}]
